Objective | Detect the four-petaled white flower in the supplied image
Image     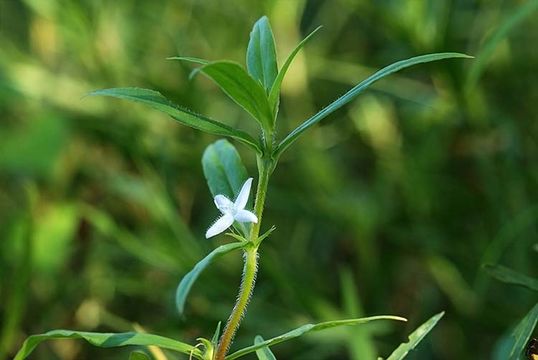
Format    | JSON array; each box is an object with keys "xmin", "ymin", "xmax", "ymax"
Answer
[{"xmin": 205, "ymin": 178, "xmax": 258, "ymax": 238}]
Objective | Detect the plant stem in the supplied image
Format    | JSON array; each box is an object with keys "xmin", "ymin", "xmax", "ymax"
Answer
[{"xmin": 215, "ymin": 156, "xmax": 272, "ymax": 360}]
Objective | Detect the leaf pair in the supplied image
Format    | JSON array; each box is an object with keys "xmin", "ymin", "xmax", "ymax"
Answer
[{"xmin": 90, "ymin": 16, "xmax": 471, "ymax": 160}]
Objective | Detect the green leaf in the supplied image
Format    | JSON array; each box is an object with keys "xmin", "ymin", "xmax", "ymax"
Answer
[
  {"xmin": 176, "ymin": 242, "xmax": 246, "ymax": 316},
  {"xmin": 129, "ymin": 350, "xmax": 151, "ymax": 360},
  {"xmin": 167, "ymin": 56, "xmax": 210, "ymax": 65},
  {"xmin": 13, "ymin": 330, "xmax": 202, "ymax": 360},
  {"xmin": 466, "ymin": 0, "xmax": 538, "ymax": 89},
  {"xmin": 88, "ymin": 88, "xmax": 260, "ymax": 153},
  {"xmin": 275, "ymin": 52, "xmax": 473, "ymax": 157},
  {"xmin": 386, "ymin": 312, "xmax": 444, "ymax": 360},
  {"xmin": 247, "ymin": 16, "xmax": 278, "ymax": 94},
  {"xmin": 202, "ymin": 139, "xmax": 249, "ymax": 200},
  {"xmin": 211, "ymin": 322, "xmax": 222, "ymax": 349},
  {"xmin": 508, "ymin": 303, "xmax": 538, "ymax": 360},
  {"xmin": 483, "ymin": 264, "xmax": 538, "ymax": 292},
  {"xmin": 226, "ymin": 315, "xmax": 406, "ymax": 359},
  {"xmin": 254, "ymin": 335, "xmax": 277, "ymax": 360},
  {"xmin": 193, "ymin": 61, "xmax": 273, "ymax": 131},
  {"xmin": 268, "ymin": 26, "xmax": 322, "ymax": 111}
]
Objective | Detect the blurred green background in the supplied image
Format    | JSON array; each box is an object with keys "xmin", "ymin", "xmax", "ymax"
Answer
[{"xmin": 1, "ymin": 0, "xmax": 537, "ymax": 359}]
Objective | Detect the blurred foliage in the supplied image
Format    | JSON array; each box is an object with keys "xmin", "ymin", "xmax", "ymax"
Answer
[{"xmin": 0, "ymin": 0, "xmax": 537, "ymax": 359}]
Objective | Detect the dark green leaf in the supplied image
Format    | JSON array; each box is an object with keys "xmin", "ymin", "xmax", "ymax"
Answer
[
  {"xmin": 176, "ymin": 242, "xmax": 246, "ymax": 316},
  {"xmin": 193, "ymin": 61, "xmax": 273, "ymax": 130},
  {"xmin": 483, "ymin": 264, "xmax": 538, "ymax": 292},
  {"xmin": 508, "ymin": 303, "xmax": 538, "ymax": 360},
  {"xmin": 268, "ymin": 26, "xmax": 322, "ymax": 111},
  {"xmin": 13, "ymin": 330, "xmax": 201, "ymax": 360},
  {"xmin": 275, "ymin": 52, "xmax": 473, "ymax": 157},
  {"xmin": 254, "ymin": 335, "xmax": 277, "ymax": 360},
  {"xmin": 129, "ymin": 351, "xmax": 151, "ymax": 360},
  {"xmin": 226, "ymin": 315, "xmax": 406, "ymax": 359},
  {"xmin": 88, "ymin": 88, "xmax": 260, "ymax": 153},
  {"xmin": 386, "ymin": 312, "xmax": 444, "ymax": 360},
  {"xmin": 202, "ymin": 139, "xmax": 249, "ymax": 200},
  {"xmin": 247, "ymin": 16, "xmax": 278, "ymax": 94}
]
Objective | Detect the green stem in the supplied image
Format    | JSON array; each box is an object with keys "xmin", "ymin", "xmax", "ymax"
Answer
[{"xmin": 214, "ymin": 156, "xmax": 272, "ymax": 360}]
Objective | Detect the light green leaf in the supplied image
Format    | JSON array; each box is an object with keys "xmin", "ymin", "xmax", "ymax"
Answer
[
  {"xmin": 226, "ymin": 315, "xmax": 406, "ymax": 359},
  {"xmin": 247, "ymin": 16, "xmax": 278, "ymax": 94},
  {"xmin": 275, "ymin": 52, "xmax": 473, "ymax": 157},
  {"xmin": 508, "ymin": 303, "xmax": 538, "ymax": 360},
  {"xmin": 167, "ymin": 56, "xmax": 210, "ymax": 65},
  {"xmin": 212, "ymin": 322, "xmax": 222, "ymax": 349},
  {"xmin": 386, "ymin": 312, "xmax": 444, "ymax": 360},
  {"xmin": 193, "ymin": 61, "xmax": 273, "ymax": 131},
  {"xmin": 254, "ymin": 335, "xmax": 277, "ymax": 360},
  {"xmin": 88, "ymin": 88, "xmax": 260, "ymax": 153},
  {"xmin": 202, "ymin": 139, "xmax": 248, "ymax": 200},
  {"xmin": 176, "ymin": 242, "xmax": 246, "ymax": 316},
  {"xmin": 129, "ymin": 350, "xmax": 151, "ymax": 360},
  {"xmin": 268, "ymin": 26, "xmax": 322, "ymax": 111},
  {"xmin": 484, "ymin": 264, "xmax": 538, "ymax": 292},
  {"xmin": 13, "ymin": 330, "xmax": 202, "ymax": 360}
]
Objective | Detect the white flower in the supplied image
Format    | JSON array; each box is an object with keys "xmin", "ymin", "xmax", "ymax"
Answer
[{"xmin": 205, "ymin": 178, "xmax": 258, "ymax": 238}]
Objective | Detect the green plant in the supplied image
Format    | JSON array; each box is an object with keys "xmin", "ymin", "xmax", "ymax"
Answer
[{"xmin": 14, "ymin": 16, "xmax": 471, "ymax": 360}]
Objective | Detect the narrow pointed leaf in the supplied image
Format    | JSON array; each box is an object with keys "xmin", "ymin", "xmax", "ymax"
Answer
[
  {"xmin": 268, "ymin": 26, "xmax": 322, "ymax": 110},
  {"xmin": 508, "ymin": 303, "xmax": 538, "ymax": 360},
  {"xmin": 212, "ymin": 322, "xmax": 222, "ymax": 348},
  {"xmin": 276, "ymin": 52, "xmax": 473, "ymax": 157},
  {"xmin": 167, "ymin": 56, "xmax": 210, "ymax": 65},
  {"xmin": 88, "ymin": 88, "xmax": 260, "ymax": 153},
  {"xmin": 13, "ymin": 330, "xmax": 202, "ymax": 360},
  {"xmin": 193, "ymin": 61, "xmax": 273, "ymax": 130},
  {"xmin": 176, "ymin": 242, "xmax": 246, "ymax": 316},
  {"xmin": 226, "ymin": 315, "xmax": 406, "ymax": 359},
  {"xmin": 466, "ymin": 0, "xmax": 538, "ymax": 89},
  {"xmin": 202, "ymin": 139, "xmax": 248, "ymax": 200},
  {"xmin": 484, "ymin": 264, "xmax": 538, "ymax": 292},
  {"xmin": 254, "ymin": 335, "xmax": 277, "ymax": 360},
  {"xmin": 247, "ymin": 16, "xmax": 278, "ymax": 93},
  {"xmin": 386, "ymin": 312, "xmax": 444, "ymax": 360}
]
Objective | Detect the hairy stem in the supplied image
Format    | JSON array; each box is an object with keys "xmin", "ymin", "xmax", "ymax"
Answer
[{"xmin": 214, "ymin": 157, "xmax": 272, "ymax": 360}]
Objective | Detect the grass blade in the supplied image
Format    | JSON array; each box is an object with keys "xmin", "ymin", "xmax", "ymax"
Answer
[
  {"xmin": 13, "ymin": 330, "xmax": 201, "ymax": 360},
  {"xmin": 176, "ymin": 242, "xmax": 246, "ymax": 316},
  {"xmin": 508, "ymin": 303, "xmax": 538, "ymax": 360},
  {"xmin": 386, "ymin": 312, "xmax": 444, "ymax": 360},
  {"xmin": 268, "ymin": 26, "xmax": 322, "ymax": 111},
  {"xmin": 167, "ymin": 56, "xmax": 210, "ymax": 65},
  {"xmin": 275, "ymin": 52, "xmax": 472, "ymax": 157},
  {"xmin": 466, "ymin": 0, "xmax": 538, "ymax": 88},
  {"xmin": 247, "ymin": 16, "xmax": 278, "ymax": 93},
  {"xmin": 226, "ymin": 315, "xmax": 406, "ymax": 359},
  {"xmin": 483, "ymin": 264, "xmax": 538, "ymax": 292},
  {"xmin": 88, "ymin": 87, "xmax": 260, "ymax": 153},
  {"xmin": 254, "ymin": 335, "xmax": 277, "ymax": 360}
]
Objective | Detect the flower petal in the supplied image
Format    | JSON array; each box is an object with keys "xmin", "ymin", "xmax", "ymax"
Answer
[
  {"xmin": 205, "ymin": 213, "xmax": 234, "ymax": 238},
  {"xmin": 214, "ymin": 194, "xmax": 233, "ymax": 213},
  {"xmin": 234, "ymin": 209, "xmax": 258, "ymax": 224},
  {"xmin": 234, "ymin": 178, "xmax": 253, "ymax": 210}
]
